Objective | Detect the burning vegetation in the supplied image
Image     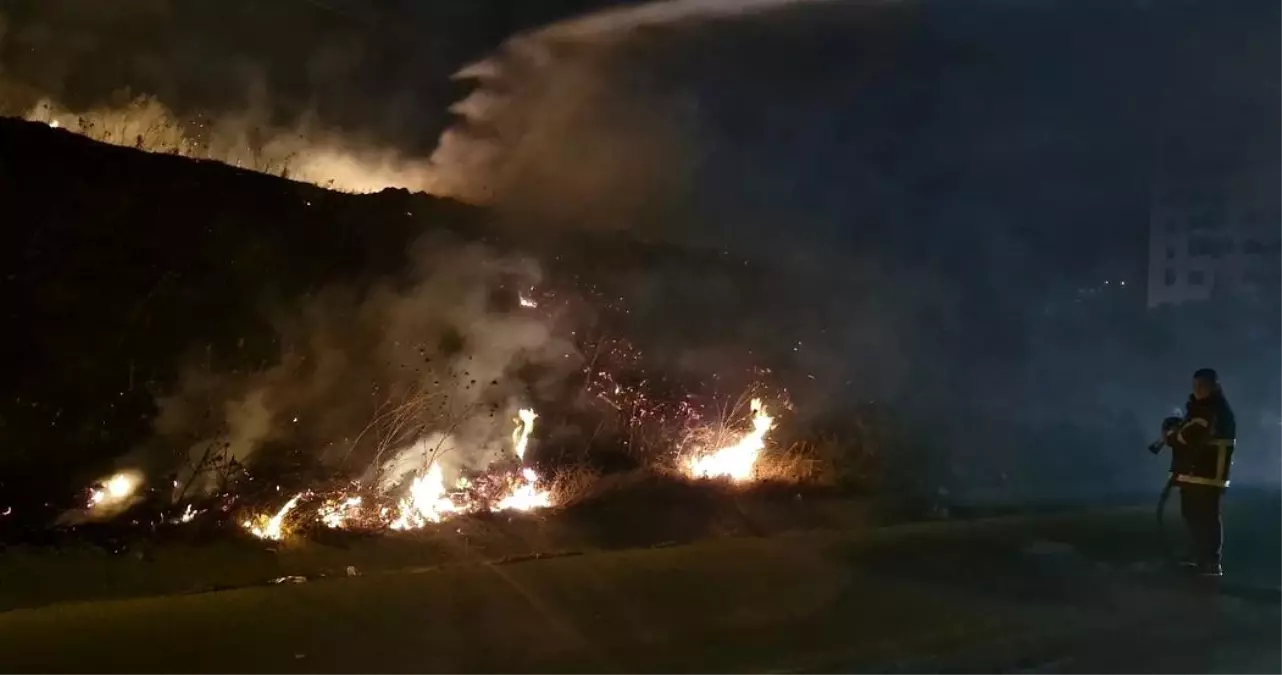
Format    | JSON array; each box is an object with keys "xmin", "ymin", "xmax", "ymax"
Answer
[
  {"xmin": 22, "ymin": 97, "xmax": 441, "ymax": 196},
  {"xmin": 52, "ymin": 236, "xmax": 800, "ymax": 544},
  {"xmin": 208, "ymin": 393, "xmax": 782, "ymax": 542},
  {"xmin": 685, "ymin": 399, "xmax": 775, "ymax": 482},
  {"xmin": 1, "ymin": 68, "xmax": 849, "ymax": 548}
]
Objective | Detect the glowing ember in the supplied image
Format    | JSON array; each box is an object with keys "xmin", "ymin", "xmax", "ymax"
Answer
[
  {"xmin": 512, "ymin": 408, "xmax": 538, "ymax": 460},
  {"xmin": 178, "ymin": 504, "xmax": 199, "ymax": 523},
  {"xmin": 685, "ymin": 399, "xmax": 775, "ymax": 482},
  {"xmin": 389, "ymin": 464, "xmax": 460, "ymax": 530},
  {"xmin": 243, "ymin": 493, "xmax": 305, "ymax": 540},
  {"xmin": 519, "ymin": 294, "xmax": 539, "ymax": 308},
  {"xmin": 87, "ymin": 471, "xmax": 142, "ymax": 510},
  {"xmin": 494, "ymin": 468, "xmax": 553, "ymax": 512},
  {"xmin": 318, "ymin": 495, "xmax": 363, "ymax": 529}
]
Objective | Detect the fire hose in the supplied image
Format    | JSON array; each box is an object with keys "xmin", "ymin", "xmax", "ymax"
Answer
[
  {"xmin": 1153, "ymin": 472, "xmax": 1178, "ymax": 566},
  {"xmin": 1149, "ymin": 416, "xmax": 1185, "ymax": 566}
]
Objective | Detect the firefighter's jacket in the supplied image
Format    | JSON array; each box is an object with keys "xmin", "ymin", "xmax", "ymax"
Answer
[{"xmin": 1164, "ymin": 393, "xmax": 1236, "ymax": 488}]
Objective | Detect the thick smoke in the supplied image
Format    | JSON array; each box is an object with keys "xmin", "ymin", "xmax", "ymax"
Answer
[
  {"xmin": 146, "ymin": 238, "xmax": 579, "ymax": 496},
  {"xmin": 429, "ymin": 33, "xmax": 705, "ymax": 227}
]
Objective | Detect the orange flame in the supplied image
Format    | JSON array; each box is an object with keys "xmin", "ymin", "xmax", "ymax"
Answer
[
  {"xmin": 87, "ymin": 472, "xmax": 141, "ymax": 510},
  {"xmin": 318, "ymin": 495, "xmax": 363, "ymax": 529},
  {"xmin": 243, "ymin": 493, "xmax": 305, "ymax": 540},
  {"xmin": 512, "ymin": 408, "xmax": 538, "ymax": 460},
  {"xmin": 388, "ymin": 464, "xmax": 461, "ymax": 530},
  {"xmin": 494, "ymin": 468, "xmax": 553, "ymax": 512},
  {"xmin": 685, "ymin": 399, "xmax": 774, "ymax": 482}
]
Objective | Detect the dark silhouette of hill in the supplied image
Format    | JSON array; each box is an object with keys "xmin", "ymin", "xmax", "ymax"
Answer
[{"xmin": 0, "ymin": 118, "xmax": 490, "ymax": 501}]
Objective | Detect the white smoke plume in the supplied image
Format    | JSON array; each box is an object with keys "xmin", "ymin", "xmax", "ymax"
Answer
[
  {"xmin": 524, "ymin": 0, "xmax": 860, "ymax": 41},
  {"xmin": 427, "ymin": 0, "xmax": 872, "ymax": 215},
  {"xmin": 148, "ymin": 237, "xmax": 580, "ymax": 496},
  {"xmin": 428, "ymin": 39, "xmax": 703, "ymax": 226}
]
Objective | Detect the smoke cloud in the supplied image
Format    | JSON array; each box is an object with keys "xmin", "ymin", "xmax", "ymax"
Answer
[
  {"xmin": 426, "ymin": 0, "xmax": 927, "ymax": 244},
  {"xmin": 146, "ymin": 237, "xmax": 580, "ymax": 495}
]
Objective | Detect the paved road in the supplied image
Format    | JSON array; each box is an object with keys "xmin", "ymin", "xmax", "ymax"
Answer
[{"xmin": 1, "ymin": 492, "xmax": 1277, "ymax": 673}]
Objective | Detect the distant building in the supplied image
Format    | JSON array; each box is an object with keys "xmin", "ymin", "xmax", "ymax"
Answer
[{"xmin": 1147, "ymin": 164, "xmax": 1281, "ymax": 307}]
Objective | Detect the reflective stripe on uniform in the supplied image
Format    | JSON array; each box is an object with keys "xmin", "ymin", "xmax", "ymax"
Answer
[
  {"xmin": 1214, "ymin": 443, "xmax": 1229, "ymax": 483},
  {"xmin": 1177, "ymin": 417, "xmax": 1210, "ymax": 444},
  {"xmin": 1172, "ymin": 472, "xmax": 1230, "ymax": 488}
]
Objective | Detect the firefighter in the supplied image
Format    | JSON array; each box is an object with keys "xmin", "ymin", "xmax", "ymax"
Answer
[{"xmin": 1162, "ymin": 367, "xmax": 1236, "ymax": 577}]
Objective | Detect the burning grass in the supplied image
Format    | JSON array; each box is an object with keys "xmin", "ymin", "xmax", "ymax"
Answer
[
  {"xmin": 220, "ymin": 395, "xmax": 799, "ymax": 542},
  {"xmin": 21, "ymin": 96, "xmax": 440, "ymax": 195},
  {"xmin": 7, "ymin": 385, "xmax": 890, "ymax": 613},
  {"xmin": 683, "ymin": 398, "xmax": 774, "ymax": 481},
  {"xmin": 37, "ymin": 249, "xmax": 879, "ymax": 559},
  {"xmin": 229, "ymin": 407, "xmax": 554, "ymax": 540},
  {"xmin": 51, "ymin": 373, "xmax": 889, "ymax": 557}
]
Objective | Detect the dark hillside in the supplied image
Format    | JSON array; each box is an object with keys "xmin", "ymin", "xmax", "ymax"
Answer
[{"xmin": 0, "ymin": 119, "xmax": 485, "ymax": 494}]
